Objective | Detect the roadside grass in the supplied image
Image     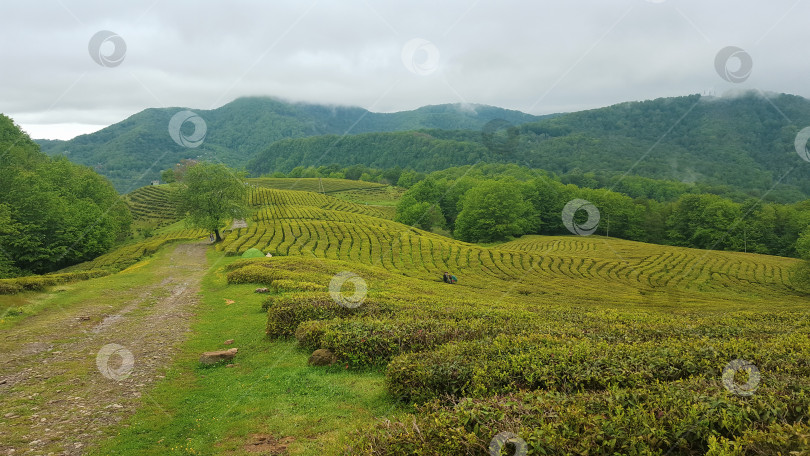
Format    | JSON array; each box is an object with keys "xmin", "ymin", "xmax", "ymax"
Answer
[
  {"xmin": 0, "ymin": 257, "xmax": 161, "ymax": 330},
  {"xmin": 90, "ymin": 248, "xmax": 402, "ymax": 456}
]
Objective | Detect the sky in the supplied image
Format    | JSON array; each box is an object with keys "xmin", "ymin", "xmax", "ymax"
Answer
[{"xmin": 1, "ymin": 0, "xmax": 808, "ymax": 140}]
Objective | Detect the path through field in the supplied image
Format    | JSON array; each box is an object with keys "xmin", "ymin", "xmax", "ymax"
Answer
[{"xmin": 0, "ymin": 243, "xmax": 209, "ymax": 455}]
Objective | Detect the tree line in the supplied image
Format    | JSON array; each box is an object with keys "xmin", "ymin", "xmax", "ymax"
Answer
[{"xmin": 392, "ymin": 164, "xmax": 810, "ymax": 259}]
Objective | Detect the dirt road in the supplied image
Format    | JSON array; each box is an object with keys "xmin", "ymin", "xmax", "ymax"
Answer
[{"xmin": 0, "ymin": 243, "xmax": 209, "ymax": 455}]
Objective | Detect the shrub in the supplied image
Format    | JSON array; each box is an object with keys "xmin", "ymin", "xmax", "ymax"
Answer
[
  {"xmin": 265, "ymin": 293, "xmax": 395, "ymax": 338},
  {"xmin": 271, "ymin": 279, "xmax": 325, "ymax": 293},
  {"xmin": 300, "ymin": 316, "xmax": 525, "ymax": 368},
  {"xmin": 0, "ymin": 269, "xmax": 110, "ymax": 294},
  {"xmin": 0, "ymin": 280, "xmax": 22, "ymax": 294},
  {"xmin": 223, "ymin": 257, "xmax": 275, "ymax": 272},
  {"xmin": 226, "ymin": 264, "xmax": 290, "ymax": 285},
  {"xmin": 295, "ymin": 319, "xmax": 330, "ymax": 350},
  {"xmin": 386, "ymin": 333, "xmax": 810, "ymax": 404},
  {"xmin": 347, "ymin": 378, "xmax": 810, "ymax": 455}
]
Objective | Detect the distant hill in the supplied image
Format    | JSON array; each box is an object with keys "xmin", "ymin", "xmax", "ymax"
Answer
[
  {"xmin": 34, "ymin": 97, "xmax": 541, "ymax": 192},
  {"xmin": 247, "ymin": 92, "xmax": 810, "ymax": 203}
]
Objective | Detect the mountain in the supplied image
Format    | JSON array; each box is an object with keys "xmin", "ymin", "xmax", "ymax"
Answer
[
  {"xmin": 34, "ymin": 97, "xmax": 541, "ymax": 192},
  {"xmin": 247, "ymin": 92, "xmax": 810, "ymax": 203}
]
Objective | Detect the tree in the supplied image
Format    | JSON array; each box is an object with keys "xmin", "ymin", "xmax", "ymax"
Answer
[
  {"xmin": 381, "ymin": 166, "xmax": 403, "ymax": 185},
  {"xmin": 454, "ymin": 179, "xmax": 534, "ymax": 242},
  {"xmin": 395, "ymin": 195, "xmax": 445, "ymax": 231},
  {"xmin": 344, "ymin": 164, "xmax": 366, "ymax": 180},
  {"xmin": 797, "ymin": 227, "xmax": 810, "ymax": 260},
  {"xmin": 171, "ymin": 159, "xmax": 200, "ymax": 182},
  {"xmin": 792, "ymin": 227, "xmax": 810, "ymax": 292},
  {"xmin": 173, "ymin": 162, "xmax": 249, "ymax": 242},
  {"xmin": 396, "ymin": 170, "xmax": 425, "ymax": 188},
  {"xmin": 577, "ymin": 188, "xmax": 645, "ymax": 239},
  {"xmin": 666, "ymin": 194, "xmax": 742, "ymax": 250},
  {"xmin": 160, "ymin": 168, "xmax": 176, "ymax": 183}
]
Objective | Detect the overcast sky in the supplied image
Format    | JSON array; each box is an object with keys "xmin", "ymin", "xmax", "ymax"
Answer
[{"xmin": 1, "ymin": 0, "xmax": 807, "ymax": 140}]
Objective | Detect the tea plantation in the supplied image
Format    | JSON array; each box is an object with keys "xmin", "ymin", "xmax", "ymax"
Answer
[
  {"xmin": 213, "ymin": 186, "xmax": 809, "ymax": 455},
  {"xmin": 10, "ymin": 182, "xmax": 806, "ymax": 455}
]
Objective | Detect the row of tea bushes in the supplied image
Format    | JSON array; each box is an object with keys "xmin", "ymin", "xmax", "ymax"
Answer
[
  {"xmin": 386, "ymin": 332, "xmax": 810, "ymax": 403},
  {"xmin": 0, "ymin": 269, "xmax": 110, "ymax": 294},
  {"xmin": 347, "ymin": 377, "xmax": 810, "ymax": 455},
  {"xmin": 295, "ymin": 316, "xmax": 527, "ymax": 367}
]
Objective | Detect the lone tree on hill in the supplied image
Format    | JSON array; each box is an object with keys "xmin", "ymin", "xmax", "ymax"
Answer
[{"xmin": 173, "ymin": 162, "xmax": 249, "ymax": 242}]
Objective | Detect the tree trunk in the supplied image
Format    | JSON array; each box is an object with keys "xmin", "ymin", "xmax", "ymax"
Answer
[{"xmin": 215, "ymin": 229, "xmax": 222, "ymax": 242}]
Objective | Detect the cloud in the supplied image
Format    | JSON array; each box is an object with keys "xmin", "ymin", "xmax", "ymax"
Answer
[{"xmin": 1, "ymin": 0, "xmax": 808, "ymax": 139}]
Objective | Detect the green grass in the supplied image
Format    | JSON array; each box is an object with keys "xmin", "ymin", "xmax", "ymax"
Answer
[
  {"xmin": 90, "ymin": 249, "xmax": 403, "ymax": 456},
  {"xmin": 0, "ymin": 255, "xmax": 162, "ymax": 330},
  {"xmin": 0, "ymin": 289, "xmax": 65, "ymax": 325}
]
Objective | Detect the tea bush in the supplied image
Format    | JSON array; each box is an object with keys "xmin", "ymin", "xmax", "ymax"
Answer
[
  {"xmin": 347, "ymin": 377, "xmax": 810, "ymax": 455},
  {"xmin": 386, "ymin": 332, "xmax": 810, "ymax": 404},
  {"xmin": 271, "ymin": 279, "xmax": 324, "ymax": 293},
  {"xmin": 226, "ymin": 264, "xmax": 290, "ymax": 285},
  {"xmin": 265, "ymin": 292, "xmax": 396, "ymax": 337},
  {"xmin": 0, "ymin": 269, "xmax": 110, "ymax": 294},
  {"xmin": 297, "ymin": 316, "xmax": 520, "ymax": 367}
]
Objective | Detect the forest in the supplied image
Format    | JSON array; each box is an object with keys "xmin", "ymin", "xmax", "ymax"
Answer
[
  {"xmin": 247, "ymin": 93, "xmax": 810, "ymax": 204},
  {"xmin": 0, "ymin": 115, "xmax": 131, "ymax": 277}
]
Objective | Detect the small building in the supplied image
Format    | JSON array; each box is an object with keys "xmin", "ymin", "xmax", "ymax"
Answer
[{"xmin": 150, "ymin": 180, "xmax": 160, "ymax": 186}]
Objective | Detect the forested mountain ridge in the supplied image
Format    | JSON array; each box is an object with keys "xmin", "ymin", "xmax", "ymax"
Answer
[
  {"xmin": 248, "ymin": 92, "xmax": 810, "ymax": 203},
  {"xmin": 34, "ymin": 97, "xmax": 541, "ymax": 192}
]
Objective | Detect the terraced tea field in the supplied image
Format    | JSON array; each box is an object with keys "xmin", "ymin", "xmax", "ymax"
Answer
[
  {"xmin": 216, "ymin": 185, "xmax": 809, "ymax": 454},
  {"xmin": 248, "ymin": 177, "xmax": 386, "ymax": 193},
  {"xmin": 221, "ymin": 188, "xmax": 803, "ymax": 309},
  {"xmin": 249, "ymin": 187, "xmax": 387, "ymax": 219},
  {"xmin": 248, "ymin": 178, "xmax": 402, "ymax": 219},
  {"xmin": 124, "ymin": 185, "xmax": 178, "ymax": 224}
]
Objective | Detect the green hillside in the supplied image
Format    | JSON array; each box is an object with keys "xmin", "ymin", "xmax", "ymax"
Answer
[
  {"xmin": 3, "ymin": 179, "xmax": 809, "ymax": 455},
  {"xmin": 248, "ymin": 92, "xmax": 810, "ymax": 203},
  {"xmin": 34, "ymin": 97, "xmax": 540, "ymax": 192},
  {"xmin": 0, "ymin": 114, "xmax": 131, "ymax": 276}
]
